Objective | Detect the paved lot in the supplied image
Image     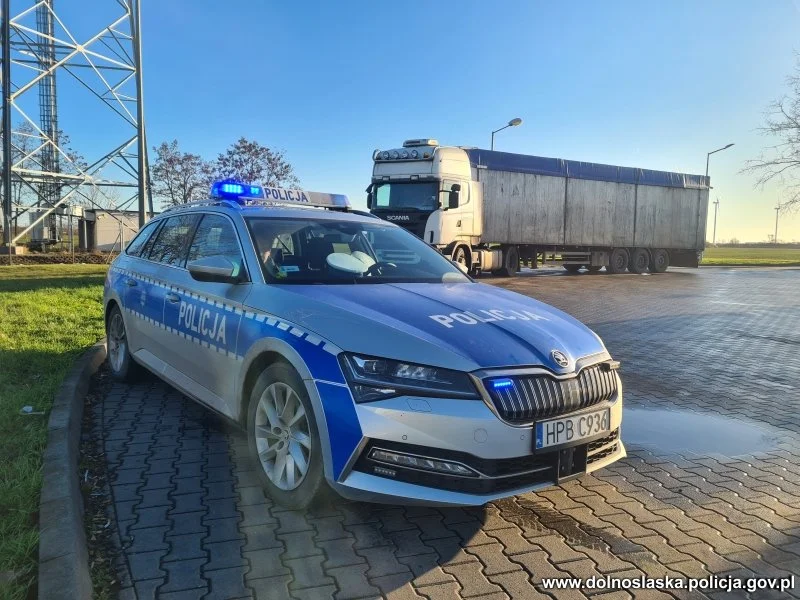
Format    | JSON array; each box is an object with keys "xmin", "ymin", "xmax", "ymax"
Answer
[{"xmin": 90, "ymin": 267, "xmax": 800, "ymax": 600}]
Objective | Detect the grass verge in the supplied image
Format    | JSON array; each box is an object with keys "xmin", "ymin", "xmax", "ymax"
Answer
[
  {"xmin": 702, "ymin": 247, "xmax": 800, "ymax": 266},
  {"xmin": 0, "ymin": 264, "xmax": 107, "ymax": 600}
]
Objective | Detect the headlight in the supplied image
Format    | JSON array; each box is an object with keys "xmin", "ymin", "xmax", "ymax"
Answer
[{"xmin": 340, "ymin": 354, "xmax": 478, "ymax": 403}]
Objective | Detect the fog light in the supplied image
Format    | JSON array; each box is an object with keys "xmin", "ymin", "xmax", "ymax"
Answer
[{"xmin": 369, "ymin": 449, "xmax": 477, "ymax": 476}]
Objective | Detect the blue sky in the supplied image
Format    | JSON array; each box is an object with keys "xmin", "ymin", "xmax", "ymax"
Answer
[{"xmin": 65, "ymin": 1, "xmax": 800, "ymax": 241}]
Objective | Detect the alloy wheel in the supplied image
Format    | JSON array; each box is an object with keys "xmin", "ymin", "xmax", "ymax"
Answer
[{"xmin": 253, "ymin": 382, "xmax": 312, "ymax": 490}]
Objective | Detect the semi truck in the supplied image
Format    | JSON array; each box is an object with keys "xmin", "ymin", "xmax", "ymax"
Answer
[{"xmin": 367, "ymin": 139, "xmax": 709, "ymax": 276}]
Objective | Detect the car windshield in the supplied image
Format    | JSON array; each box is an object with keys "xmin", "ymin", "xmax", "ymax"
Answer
[
  {"xmin": 246, "ymin": 217, "xmax": 470, "ymax": 285},
  {"xmin": 373, "ymin": 182, "xmax": 439, "ymax": 211}
]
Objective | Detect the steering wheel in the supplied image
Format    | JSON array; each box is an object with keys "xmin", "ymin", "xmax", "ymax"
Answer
[{"xmin": 365, "ymin": 261, "xmax": 398, "ymax": 276}]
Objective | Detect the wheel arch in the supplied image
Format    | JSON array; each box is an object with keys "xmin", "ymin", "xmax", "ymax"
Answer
[{"xmin": 237, "ymin": 338, "xmax": 336, "ymax": 481}]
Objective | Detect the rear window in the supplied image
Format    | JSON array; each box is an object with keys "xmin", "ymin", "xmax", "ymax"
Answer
[
  {"xmin": 145, "ymin": 214, "xmax": 200, "ymax": 266},
  {"xmin": 125, "ymin": 220, "xmax": 161, "ymax": 257}
]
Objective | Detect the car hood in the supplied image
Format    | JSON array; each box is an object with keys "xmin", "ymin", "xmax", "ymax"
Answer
[{"xmin": 252, "ymin": 282, "xmax": 608, "ymax": 373}]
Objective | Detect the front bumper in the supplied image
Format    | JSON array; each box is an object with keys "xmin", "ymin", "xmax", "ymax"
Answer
[{"xmin": 327, "ymin": 380, "xmax": 625, "ymax": 506}]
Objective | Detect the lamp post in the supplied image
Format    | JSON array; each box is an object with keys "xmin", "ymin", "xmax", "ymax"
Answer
[
  {"xmin": 491, "ymin": 118, "xmax": 523, "ymax": 151},
  {"xmin": 705, "ymin": 143, "xmax": 734, "ymax": 180},
  {"xmin": 774, "ymin": 204, "xmax": 781, "ymax": 245},
  {"xmin": 712, "ymin": 198, "xmax": 720, "ymax": 245}
]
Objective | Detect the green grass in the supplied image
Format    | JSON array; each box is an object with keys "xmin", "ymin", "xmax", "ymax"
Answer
[
  {"xmin": 0, "ymin": 264, "xmax": 107, "ymax": 600},
  {"xmin": 701, "ymin": 247, "xmax": 800, "ymax": 266}
]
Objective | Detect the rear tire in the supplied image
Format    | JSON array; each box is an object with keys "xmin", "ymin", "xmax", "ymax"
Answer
[
  {"xmin": 607, "ymin": 248, "xmax": 629, "ymax": 274},
  {"xmin": 650, "ymin": 248, "xmax": 669, "ymax": 273},
  {"xmin": 106, "ymin": 304, "xmax": 139, "ymax": 381},
  {"xmin": 563, "ymin": 264, "xmax": 582, "ymax": 273},
  {"xmin": 628, "ymin": 248, "xmax": 650, "ymax": 274},
  {"xmin": 498, "ymin": 245, "xmax": 519, "ymax": 277},
  {"xmin": 247, "ymin": 361, "xmax": 327, "ymax": 510}
]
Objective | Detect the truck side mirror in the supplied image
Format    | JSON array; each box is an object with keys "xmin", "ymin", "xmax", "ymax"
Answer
[
  {"xmin": 448, "ymin": 184, "xmax": 461, "ymax": 209},
  {"xmin": 365, "ymin": 184, "xmax": 374, "ymax": 209}
]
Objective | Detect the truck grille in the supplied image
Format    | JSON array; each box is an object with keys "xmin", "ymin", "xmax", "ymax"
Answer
[{"xmin": 484, "ymin": 364, "xmax": 618, "ymax": 424}]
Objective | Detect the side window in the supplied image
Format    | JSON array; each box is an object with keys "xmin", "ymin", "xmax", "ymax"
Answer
[
  {"xmin": 187, "ymin": 214, "xmax": 244, "ymax": 264},
  {"xmin": 442, "ymin": 179, "xmax": 468, "ymax": 206},
  {"xmin": 146, "ymin": 214, "xmax": 199, "ymax": 266},
  {"xmin": 375, "ymin": 185, "xmax": 390, "ymax": 208},
  {"xmin": 125, "ymin": 220, "xmax": 160, "ymax": 257}
]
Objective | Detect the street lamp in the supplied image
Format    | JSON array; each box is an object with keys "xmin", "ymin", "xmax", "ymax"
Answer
[
  {"xmin": 491, "ymin": 118, "xmax": 523, "ymax": 151},
  {"xmin": 705, "ymin": 143, "xmax": 734, "ymax": 180}
]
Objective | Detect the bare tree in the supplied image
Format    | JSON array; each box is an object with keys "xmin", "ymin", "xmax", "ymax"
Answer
[
  {"xmin": 744, "ymin": 59, "xmax": 800, "ymax": 212},
  {"xmin": 151, "ymin": 140, "xmax": 213, "ymax": 207},
  {"xmin": 213, "ymin": 137, "xmax": 299, "ymax": 188}
]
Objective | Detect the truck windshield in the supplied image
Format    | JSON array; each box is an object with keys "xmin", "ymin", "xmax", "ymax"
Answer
[
  {"xmin": 373, "ymin": 182, "xmax": 439, "ymax": 211},
  {"xmin": 247, "ymin": 217, "xmax": 470, "ymax": 285}
]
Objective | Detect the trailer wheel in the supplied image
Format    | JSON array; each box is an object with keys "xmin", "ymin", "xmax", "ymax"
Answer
[
  {"xmin": 650, "ymin": 249, "xmax": 669, "ymax": 273},
  {"xmin": 498, "ymin": 245, "xmax": 519, "ymax": 277},
  {"xmin": 628, "ymin": 248, "xmax": 650, "ymax": 274},
  {"xmin": 563, "ymin": 264, "xmax": 582, "ymax": 273},
  {"xmin": 587, "ymin": 265, "xmax": 602, "ymax": 273},
  {"xmin": 607, "ymin": 248, "xmax": 629, "ymax": 274}
]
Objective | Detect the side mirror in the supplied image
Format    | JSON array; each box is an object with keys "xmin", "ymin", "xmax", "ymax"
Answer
[
  {"xmin": 448, "ymin": 183, "xmax": 461, "ymax": 210},
  {"xmin": 187, "ymin": 255, "xmax": 244, "ymax": 284},
  {"xmin": 365, "ymin": 184, "xmax": 374, "ymax": 209}
]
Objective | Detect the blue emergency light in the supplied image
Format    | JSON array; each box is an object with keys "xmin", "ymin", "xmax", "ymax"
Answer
[
  {"xmin": 492, "ymin": 379, "xmax": 514, "ymax": 389},
  {"xmin": 211, "ymin": 179, "xmax": 265, "ymax": 200}
]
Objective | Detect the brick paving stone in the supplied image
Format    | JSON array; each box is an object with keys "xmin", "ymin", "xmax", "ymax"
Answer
[
  {"xmin": 202, "ymin": 566, "xmax": 252, "ymax": 600},
  {"xmin": 318, "ymin": 537, "xmax": 365, "ymax": 569},
  {"xmin": 327, "ymin": 563, "xmax": 381, "ymax": 599},
  {"xmin": 159, "ymin": 558, "xmax": 208, "ymax": 593},
  {"xmin": 285, "ymin": 555, "xmax": 333, "ymax": 590},
  {"xmin": 279, "ymin": 530, "xmax": 323, "ymax": 559},
  {"xmin": 463, "ymin": 543, "xmax": 521, "ymax": 576},
  {"xmin": 398, "ymin": 554, "xmax": 456, "ymax": 587},
  {"xmin": 248, "ymin": 575, "xmax": 292, "ymax": 600},
  {"xmin": 370, "ymin": 573, "xmax": 426, "ymax": 600},
  {"xmin": 244, "ymin": 548, "xmax": 290, "ymax": 580}
]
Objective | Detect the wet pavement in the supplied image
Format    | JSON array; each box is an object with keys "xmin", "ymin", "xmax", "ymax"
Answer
[{"xmin": 89, "ymin": 266, "xmax": 800, "ymax": 599}]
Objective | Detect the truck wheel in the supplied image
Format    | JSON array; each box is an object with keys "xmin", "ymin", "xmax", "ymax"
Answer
[
  {"xmin": 563, "ymin": 264, "xmax": 582, "ymax": 273},
  {"xmin": 248, "ymin": 361, "xmax": 328, "ymax": 510},
  {"xmin": 498, "ymin": 245, "xmax": 519, "ymax": 277},
  {"xmin": 650, "ymin": 249, "xmax": 669, "ymax": 273},
  {"xmin": 628, "ymin": 248, "xmax": 650, "ymax": 274},
  {"xmin": 607, "ymin": 248, "xmax": 629, "ymax": 274},
  {"xmin": 453, "ymin": 245, "xmax": 471, "ymax": 271}
]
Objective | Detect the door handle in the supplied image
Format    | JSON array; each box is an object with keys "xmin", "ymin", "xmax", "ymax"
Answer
[
  {"xmin": 166, "ymin": 293, "xmax": 180, "ymax": 304},
  {"xmin": 125, "ymin": 279, "xmax": 137, "ymax": 287}
]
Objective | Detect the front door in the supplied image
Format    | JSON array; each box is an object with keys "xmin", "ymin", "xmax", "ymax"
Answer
[{"xmin": 161, "ymin": 213, "xmax": 251, "ymax": 416}]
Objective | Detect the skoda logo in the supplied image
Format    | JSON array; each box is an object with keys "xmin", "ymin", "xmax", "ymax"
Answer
[{"xmin": 551, "ymin": 350, "xmax": 569, "ymax": 368}]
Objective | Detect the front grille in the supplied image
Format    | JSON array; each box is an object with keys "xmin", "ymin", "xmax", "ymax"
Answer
[
  {"xmin": 587, "ymin": 428, "xmax": 619, "ymax": 453},
  {"xmin": 484, "ymin": 364, "xmax": 618, "ymax": 424}
]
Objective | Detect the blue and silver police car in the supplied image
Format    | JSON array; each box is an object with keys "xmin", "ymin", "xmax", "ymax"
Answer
[{"xmin": 104, "ymin": 181, "xmax": 625, "ymax": 508}]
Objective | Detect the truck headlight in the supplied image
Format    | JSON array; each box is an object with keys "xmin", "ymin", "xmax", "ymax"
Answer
[{"xmin": 340, "ymin": 354, "xmax": 479, "ymax": 403}]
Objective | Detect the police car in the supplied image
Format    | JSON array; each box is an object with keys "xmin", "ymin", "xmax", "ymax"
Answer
[{"xmin": 104, "ymin": 180, "xmax": 625, "ymax": 508}]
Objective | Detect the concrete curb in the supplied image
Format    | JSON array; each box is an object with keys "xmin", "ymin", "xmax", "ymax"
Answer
[{"xmin": 38, "ymin": 340, "xmax": 107, "ymax": 600}]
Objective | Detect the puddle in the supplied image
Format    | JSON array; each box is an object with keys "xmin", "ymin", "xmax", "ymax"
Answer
[{"xmin": 623, "ymin": 407, "xmax": 781, "ymax": 457}]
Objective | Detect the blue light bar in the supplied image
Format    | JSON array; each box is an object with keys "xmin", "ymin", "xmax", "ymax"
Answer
[
  {"xmin": 211, "ymin": 179, "xmax": 265, "ymax": 200},
  {"xmin": 492, "ymin": 379, "xmax": 514, "ymax": 389}
]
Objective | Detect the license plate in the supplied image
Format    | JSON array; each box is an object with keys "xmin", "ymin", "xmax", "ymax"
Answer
[{"xmin": 535, "ymin": 408, "xmax": 610, "ymax": 450}]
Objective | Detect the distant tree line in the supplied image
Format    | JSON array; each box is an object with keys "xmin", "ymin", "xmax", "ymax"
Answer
[{"xmin": 150, "ymin": 138, "xmax": 299, "ymax": 207}]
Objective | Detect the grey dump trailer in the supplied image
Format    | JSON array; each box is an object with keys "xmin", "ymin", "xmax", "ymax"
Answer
[{"xmin": 369, "ymin": 140, "xmax": 710, "ymax": 275}]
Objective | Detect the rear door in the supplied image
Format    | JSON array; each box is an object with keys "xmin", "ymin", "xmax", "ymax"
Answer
[
  {"xmin": 138, "ymin": 213, "xmax": 201, "ymax": 365},
  {"xmin": 116, "ymin": 219, "xmax": 162, "ymax": 353},
  {"xmin": 160, "ymin": 212, "xmax": 251, "ymax": 417}
]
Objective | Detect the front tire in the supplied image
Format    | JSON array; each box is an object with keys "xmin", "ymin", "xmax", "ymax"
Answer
[
  {"xmin": 106, "ymin": 304, "xmax": 138, "ymax": 381},
  {"xmin": 247, "ymin": 362, "xmax": 327, "ymax": 509}
]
